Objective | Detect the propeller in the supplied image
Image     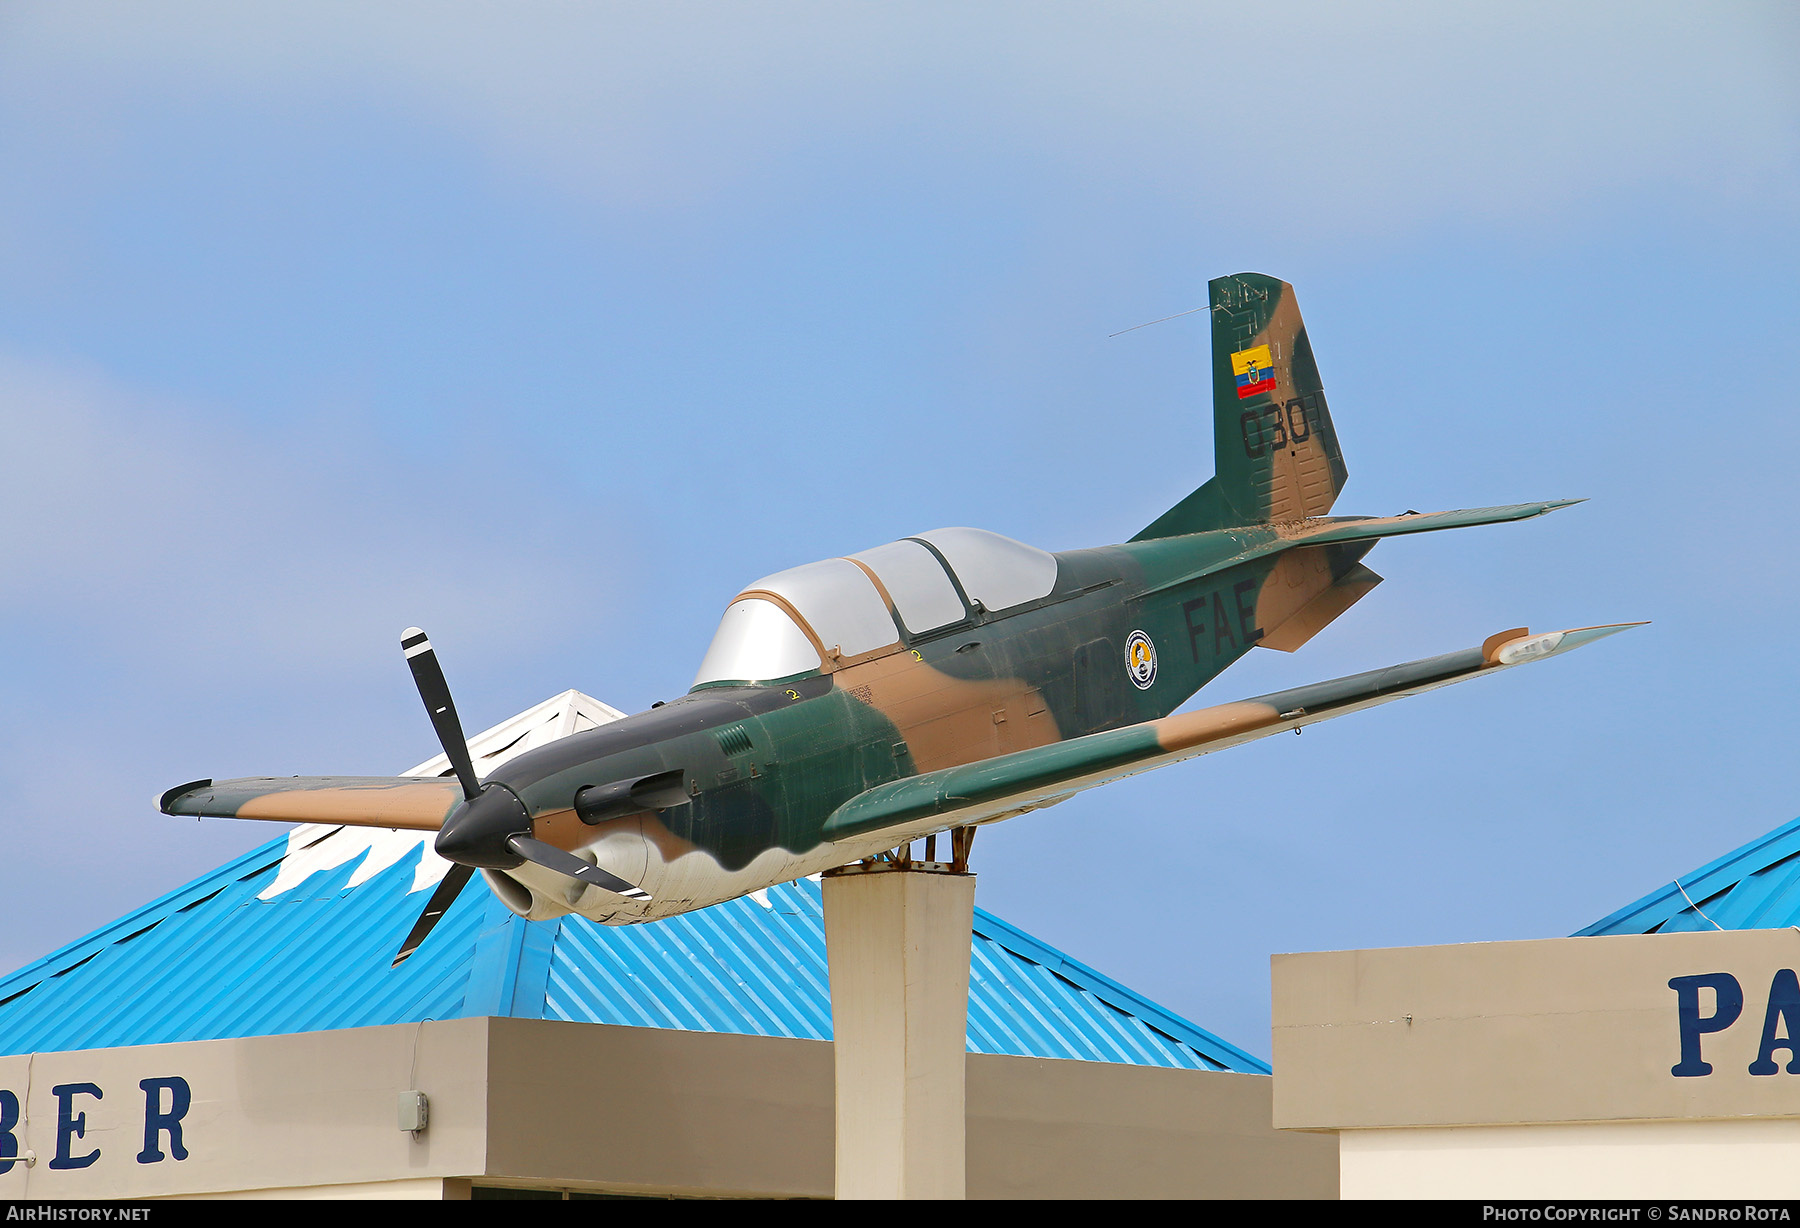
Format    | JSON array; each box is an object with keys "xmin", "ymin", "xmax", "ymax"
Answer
[
  {"xmin": 507, "ymin": 836, "xmax": 650, "ymax": 900},
  {"xmin": 401, "ymin": 628, "xmax": 479, "ymax": 801},
  {"xmin": 388, "ymin": 627, "xmax": 654, "ymax": 968},
  {"xmin": 391, "ymin": 863, "xmax": 474, "ymax": 968}
]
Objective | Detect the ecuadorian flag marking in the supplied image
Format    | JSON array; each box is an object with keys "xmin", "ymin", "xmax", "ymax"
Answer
[{"xmin": 1231, "ymin": 344, "xmax": 1276, "ymax": 399}]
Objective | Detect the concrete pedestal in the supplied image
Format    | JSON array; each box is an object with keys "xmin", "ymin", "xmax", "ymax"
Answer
[{"xmin": 823, "ymin": 864, "xmax": 976, "ymax": 1201}]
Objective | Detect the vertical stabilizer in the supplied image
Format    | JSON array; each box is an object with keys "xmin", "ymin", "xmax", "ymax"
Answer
[{"xmin": 1134, "ymin": 273, "xmax": 1347, "ymax": 538}]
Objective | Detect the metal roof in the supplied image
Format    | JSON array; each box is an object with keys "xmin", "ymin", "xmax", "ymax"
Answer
[
  {"xmin": 1579, "ymin": 814, "xmax": 1800, "ymax": 936},
  {"xmin": 0, "ymin": 692, "xmax": 1264, "ymax": 1075}
]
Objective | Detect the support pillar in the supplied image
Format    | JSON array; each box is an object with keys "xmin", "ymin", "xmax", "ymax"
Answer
[{"xmin": 823, "ymin": 862, "xmax": 975, "ymax": 1200}]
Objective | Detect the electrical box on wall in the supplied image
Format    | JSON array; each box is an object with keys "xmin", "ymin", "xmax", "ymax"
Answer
[{"xmin": 398, "ymin": 1090, "xmax": 429, "ymax": 1133}]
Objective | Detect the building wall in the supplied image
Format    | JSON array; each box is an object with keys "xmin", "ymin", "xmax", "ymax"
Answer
[
  {"xmin": 1272, "ymin": 930, "xmax": 1800, "ymax": 1199},
  {"xmin": 184, "ymin": 1178, "xmax": 463, "ymax": 1199},
  {"xmin": 487, "ymin": 1017, "xmax": 1335, "ymax": 1199},
  {"xmin": 968, "ymin": 1054, "xmax": 1335, "ymax": 1199},
  {"xmin": 0, "ymin": 1019, "xmax": 490, "ymax": 1200},
  {"xmin": 483, "ymin": 1018, "xmax": 834, "ymax": 1197},
  {"xmin": 1339, "ymin": 1120, "xmax": 1800, "ymax": 1200},
  {"xmin": 0, "ymin": 1017, "xmax": 1334, "ymax": 1199}
]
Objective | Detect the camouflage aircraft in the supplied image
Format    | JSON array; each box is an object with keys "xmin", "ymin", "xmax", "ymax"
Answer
[{"xmin": 160, "ymin": 272, "xmax": 1638, "ymax": 965}]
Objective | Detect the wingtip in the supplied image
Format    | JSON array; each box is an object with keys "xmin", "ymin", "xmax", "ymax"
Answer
[
  {"xmin": 1489, "ymin": 621, "xmax": 1646, "ymax": 666},
  {"xmin": 1555, "ymin": 621, "xmax": 1649, "ymax": 647},
  {"xmin": 156, "ymin": 779, "xmax": 213, "ymax": 815}
]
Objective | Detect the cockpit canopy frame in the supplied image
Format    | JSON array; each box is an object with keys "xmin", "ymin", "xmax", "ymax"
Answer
[{"xmin": 690, "ymin": 527, "xmax": 1059, "ymax": 689}]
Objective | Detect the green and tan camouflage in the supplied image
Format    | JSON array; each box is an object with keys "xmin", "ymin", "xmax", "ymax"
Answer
[{"xmin": 161, "ymin": 273, "xmax": 1641, "ymax": 960}]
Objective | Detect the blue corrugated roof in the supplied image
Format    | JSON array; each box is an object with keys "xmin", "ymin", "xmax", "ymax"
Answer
[
  {"xmin": 1578, "ymin": 814, "xmax": 1800, "ymax": 936},
  {"xmin": 0, "ymin": 832, "xmax": 1265, "ymax": 1074}
]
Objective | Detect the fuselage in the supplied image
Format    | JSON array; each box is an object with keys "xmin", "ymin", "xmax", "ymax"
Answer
[{"xmin": 480, "ymin": 522, "xmax": 1378, "ymax": 924}]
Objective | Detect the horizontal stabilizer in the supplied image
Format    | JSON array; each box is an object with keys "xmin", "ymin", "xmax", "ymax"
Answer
[
  {"xmin": 1295, "ymin": 500, "xmax": 1584, "ymax": 548},
  {"xmin": 822, "ymin": 621, "xmax": 1644, "ymax": 843},
  {"xmin": 158, "ymin": 776, "xmax": 464, "ymax": 830},
  {"xmin": 1143, "ymin": 499, "xmax": 1583, "ymax": 597}
]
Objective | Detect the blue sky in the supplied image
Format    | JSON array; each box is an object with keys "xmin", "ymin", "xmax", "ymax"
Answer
[{"xmin": 1, "ymin": 2, "xmax": 1796, "ymax": 1056}]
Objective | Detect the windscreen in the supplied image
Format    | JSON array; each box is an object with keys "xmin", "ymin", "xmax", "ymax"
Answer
[
  {"xmin": 691, "ymin": 598, "xmax": 821, "ymax": 687},
  {"xmin": 750, "ymin": 559, "xmax": 899, "ymax": 658}
]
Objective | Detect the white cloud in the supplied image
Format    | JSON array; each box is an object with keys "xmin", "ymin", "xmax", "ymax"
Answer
[
  {"xmin": 2, "ymin": 2, "xmax": 1792, "ymax": 231},
  {"xmin": 0, "ymin": 354, "xmax": 627, "ymax": 673}
]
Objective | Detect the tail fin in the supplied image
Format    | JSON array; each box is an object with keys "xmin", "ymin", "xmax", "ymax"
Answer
[{"xmin": 1134, "ymin": 273, "xmax": 1348, "ymax": 539}]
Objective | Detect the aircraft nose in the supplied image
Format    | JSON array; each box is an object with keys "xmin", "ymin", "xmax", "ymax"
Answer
[{"xmin": 434, "ymin": 783, "xmax": 532, "ymax": 870}]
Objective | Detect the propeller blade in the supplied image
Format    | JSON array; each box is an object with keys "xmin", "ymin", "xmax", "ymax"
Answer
[
  {"xmin": 401, "ymin": 627, "xmax": 481, "ymax": 801},
  {"xmin": 391, "ymin": 862, "xmax": 475, "ymax": 968},
  {"xmin": 507, "ymin": 835, "xmax": 652, "ymax": 902}
]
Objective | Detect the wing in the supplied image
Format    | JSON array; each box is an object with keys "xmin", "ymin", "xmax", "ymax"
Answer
[
  {"xmin": 158, "ymin": 776, "xmax": 464, "ymax": 830},
  {"xmin": 822, "ymin": 623, "xmax": 1642, "ymax": 842}
]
